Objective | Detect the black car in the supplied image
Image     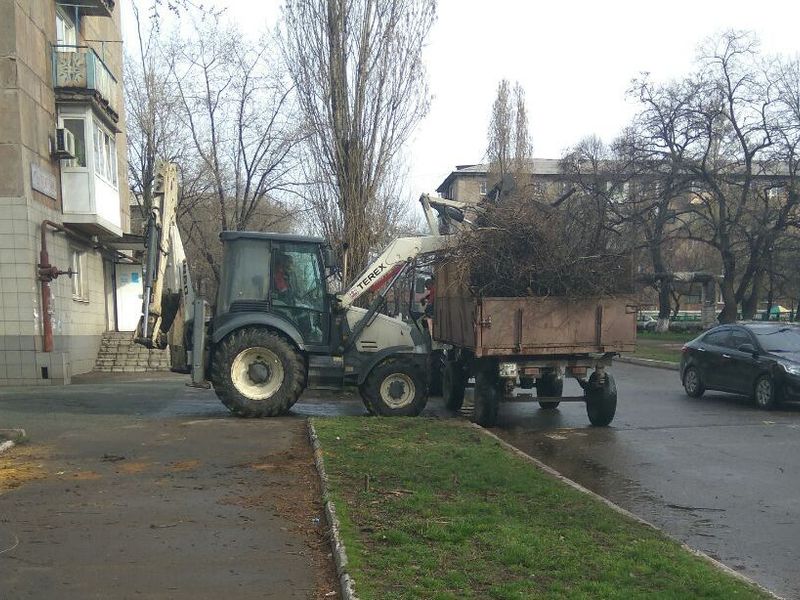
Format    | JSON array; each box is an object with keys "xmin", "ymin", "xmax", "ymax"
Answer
[{"xmin": 680, "ymin": 322, "xmax": 800, "ymax": 409}]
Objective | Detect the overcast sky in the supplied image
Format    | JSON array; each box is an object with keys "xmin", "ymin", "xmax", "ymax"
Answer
[{"xmin": 123, "ymin": 0, "xmax": 800, "ymax": 198}]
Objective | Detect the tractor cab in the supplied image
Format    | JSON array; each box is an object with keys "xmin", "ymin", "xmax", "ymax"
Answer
[{"xmin": 214, "ymin": 232, "xmax": 332, "ymax": 349}]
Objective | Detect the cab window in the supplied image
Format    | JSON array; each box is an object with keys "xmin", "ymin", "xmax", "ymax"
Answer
[{"xmin": 270, "ymin": 243, "xmax": 326, "ymax": 343}]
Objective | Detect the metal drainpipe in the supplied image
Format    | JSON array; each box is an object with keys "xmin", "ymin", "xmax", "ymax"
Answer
[{"xmin": 38, "ymin": 220, "xmax": 75, "ymax": 353}]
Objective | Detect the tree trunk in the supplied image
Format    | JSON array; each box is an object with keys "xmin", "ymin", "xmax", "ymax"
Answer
[
  {"xmin": 655, "ymin": 282, "xmax": 671, "ymax": 333},
  {"xmin": 741, "ymin": 271, "xmax": 763, "ymax": 320},
  {"xmin": 718, "ymin": 277, "xmax": 738, "ymax": 323}
]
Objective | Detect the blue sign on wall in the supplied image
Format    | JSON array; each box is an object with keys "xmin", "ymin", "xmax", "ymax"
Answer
[{"xmin": 131, "ymin": 272, "xmax": 140, "ymax": 284}]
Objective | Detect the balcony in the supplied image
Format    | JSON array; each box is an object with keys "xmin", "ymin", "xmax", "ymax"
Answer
[
  {"xmin": 52, "ymin": 45, "xmax": 119, "ymax": 125},
  {"xmin": 56, "ymin": 0, "xmax": 114, "ymax": 18}
]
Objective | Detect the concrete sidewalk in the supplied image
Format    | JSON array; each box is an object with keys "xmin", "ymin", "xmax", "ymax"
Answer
[{"xmin": 0, "ymin": 374, "xmax": 337, "ymax": 599}]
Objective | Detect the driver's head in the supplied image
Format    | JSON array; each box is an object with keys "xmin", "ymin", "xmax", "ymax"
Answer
[{"xmin": 276, "ymin": 253, "xmax": 293, "ymax": 271}]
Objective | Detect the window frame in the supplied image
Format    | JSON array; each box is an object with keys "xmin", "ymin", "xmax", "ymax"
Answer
[
  {"xmin": 56, "ymin": 6, "xmax": 77, "ymax": 47},
  {"xmin": 70, "ymin": 247, "xmax": 89, "ymax": 302},
  {"xmin": 92, "ymin": 118, "xmax": 118, "ymax": 188}
]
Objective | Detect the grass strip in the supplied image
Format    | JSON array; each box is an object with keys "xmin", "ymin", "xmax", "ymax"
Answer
[
  {"xmin": 631, "ymin": 347, "xmax": 682, "ymax": 364},
  {"xmin": 313, "ymin": 417, "xmax": 769, "ymax": 600},
  {"xmin": 637, "ymin": 331, "xmax": 698, "ymax": 343}
]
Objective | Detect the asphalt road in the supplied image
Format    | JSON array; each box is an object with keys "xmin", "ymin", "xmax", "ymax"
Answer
[
  {"xmin": 490, "ymin": 362, "xmax": 800, "ymax": 600},
  {"xmin": 2, "ymin": 364, "xmax": 798, "ymax": 598},
  {"xmin": 0, "ymin": 374, "xmax": 338, "ymax": 600}
]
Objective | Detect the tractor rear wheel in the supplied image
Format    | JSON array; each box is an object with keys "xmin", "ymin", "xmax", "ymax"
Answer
[{"xmin": 211, "ymin": 328, "xmax": 305, "ymax": 417}]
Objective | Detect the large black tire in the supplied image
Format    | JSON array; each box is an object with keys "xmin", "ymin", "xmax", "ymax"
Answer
[
  {"xmin": 429, "ymin": 350, "xmax": 444, "ymax": 397},
  {"xmin": 753, "ymin": 374, "xmax": 779, "ymax": 410},
  {"xmin": 537, "ymin": 373, "xmax": 563, "ymax": 409},
  {"xmin": 360, "ymin": 358, "xmax": 429, "ymax": 417},
  {"xmin": 357, "ymin": 383, "xmax": 375, "ymax": 415},
  {"xmin": 211, "ymin": 328, "xmax": 306, "ymax": 417},
  {"xmin": 442, "ymin": 361, "xmax": 467, "ymax": 411},
  {"xmin": 682, "ymin": 366, "xmax": 705, "ymax": 398},
  {"xmin": 472, "ymin": 369, "xmax": 501, "ymax": 427},
  {"xmin": 585, "ymin": 371, "xmax": 617, "ymax": 427}
]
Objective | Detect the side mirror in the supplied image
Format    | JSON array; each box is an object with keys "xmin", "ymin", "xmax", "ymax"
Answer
[
  {"xmin": 322, "ymin": 246, "xmax": 337, "ymax": 269},
  {"xmin": 738, "ymin": 343, "xmax": 757, "ymax": 355}
]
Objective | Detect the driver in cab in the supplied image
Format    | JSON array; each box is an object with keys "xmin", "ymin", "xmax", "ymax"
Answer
[{"xmin": 273, "ymin": 253, "xmax": 295, "ymax": 304}]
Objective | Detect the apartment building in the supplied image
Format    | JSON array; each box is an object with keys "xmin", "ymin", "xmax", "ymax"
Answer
[{"xmin": 0, "ymin": 0, "xmax": 134, "ymax": 385}]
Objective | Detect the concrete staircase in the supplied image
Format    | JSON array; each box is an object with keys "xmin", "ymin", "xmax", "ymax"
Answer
[{"xmin": 94, "ymin": 332, "xmax": 172, "ymax": 373}]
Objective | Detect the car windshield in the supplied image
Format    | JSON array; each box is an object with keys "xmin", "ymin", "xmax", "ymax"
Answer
[{"xmin": 752, "ymin": 327, "xmax": 800, "ymax": 352}]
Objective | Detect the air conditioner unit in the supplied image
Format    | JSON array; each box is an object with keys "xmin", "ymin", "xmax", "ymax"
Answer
[{"xmin": 53, "ymin": 127, "xmax": 76, "ymax": 160}]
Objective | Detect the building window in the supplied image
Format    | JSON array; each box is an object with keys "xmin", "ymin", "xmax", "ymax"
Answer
[
  {"xmin": 56, "ymin": 7, "xmax": 77, "ymax": 47},
  {"xmin": 70, "ymin": 248, "xmax": 88, "ymax": 301},
  {"xmin": 62, "ymin": 118, "xmax": 86, "ymax": 167},
  {"xmin": 93, "ymin": 120, "xmax": 117, "ymax": 186},
  {"xmin": 479, "ymin": 180, "xmax": 487, "ymax": 195}
]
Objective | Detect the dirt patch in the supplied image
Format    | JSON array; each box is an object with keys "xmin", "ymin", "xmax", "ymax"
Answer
[
  {"xmin": 0, "ymin": 446, "xmax": 46, "ymax": 494},
  {"xmin": 117, "ymin": 461, "xmax": 151, "ymax": 475},
  {"xmin": 168, "ymin": 460, "xmax": 201, "ymax": 472},
  {"xmin": 264, "ymin": 438, "xmax": 339, "ymax": 600},
  {"xmin": 220, "ymin": 430, "xmax": 339, "ymax": 600},
  {"xmin": 71, "ymin": 471, "xmax": 102, "ymax": 480}
]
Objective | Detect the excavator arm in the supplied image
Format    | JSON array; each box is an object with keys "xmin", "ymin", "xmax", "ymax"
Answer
[{"xmin": 134, "ymin": 162, "xmax": 196, "ymax": 373}]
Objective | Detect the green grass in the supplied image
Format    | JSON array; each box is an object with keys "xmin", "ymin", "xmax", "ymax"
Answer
[
  {"xmin": 632, "ymin": 331, "xmax": 697, "ymax": 363},
  {"xmin": 631, "ymin": 346, "xmax": 683, "ymax": 363},
  {"xmin": 314, "ymin": 418, "xmax": 768, "ymax": 600},
  {"xmin": 637, "ymin": 331, "xmax": 698, "ymax": 343}
]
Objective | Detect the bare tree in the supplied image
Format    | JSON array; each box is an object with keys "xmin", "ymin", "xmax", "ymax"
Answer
[
  {"xmin": 125, "ymin": 1, "xmax": 187, "ymax": 215},
  {"xmin": 626, "ymin": 31, "xmax": 800, "ymax": 323},
  {"xmin": 487, "ymin": 79, "xmax": 531, "ymax": 186},
  {"xmin": 282, "ymin": 0, "xmax": 436, "ymax": 279},
  {"xmin": 169, "ymin": 20, "xmax": 305, "ymax": 283}
]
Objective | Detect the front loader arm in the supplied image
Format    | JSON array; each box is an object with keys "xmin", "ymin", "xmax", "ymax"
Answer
[{"xmin": 336, "ymin": 234, "xmax": 452, "ymax": 309}]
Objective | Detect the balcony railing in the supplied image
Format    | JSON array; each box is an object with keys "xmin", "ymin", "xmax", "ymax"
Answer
[{"xmin": 52, "ymin": 45, "xmax": 118, "ymax": 120}]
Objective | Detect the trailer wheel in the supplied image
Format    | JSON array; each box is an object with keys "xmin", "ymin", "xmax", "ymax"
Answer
[
  {"xmin": 472, "ymin": 369, "xmax": 500, "ymax": 427},
  {"xmin": 442, "ymin": 361, "xmax": 467, "ymax": 411},
  {"xmin": 360, "ymin": 358, "xmax": 428, "ymax": 417},
  {"xmin": 537, "ymin": 373, "xmax": 563, "ymax": 409},
  {"xmin": 585, "ymin": 371, "xmax": 617, "ymax": 426},
  {"xmin": 429, "ymin": 350, "xmax": 445, "ymax": 397},
  {"xmin": 211, "ymin": 327, "xmax": 306, "ymax": 417}
]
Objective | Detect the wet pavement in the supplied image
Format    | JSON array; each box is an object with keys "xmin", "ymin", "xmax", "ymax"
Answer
[
  {"xmin": 0, "ymin": 374, "xmax": 338, "ymax": 599},
  {"xmin": 1, "ymin": 365, "xmax": 798, "ymax": 598},
  {"xmin": 490, "ymin": 362, "xmax": 800, "ymax": 599}
]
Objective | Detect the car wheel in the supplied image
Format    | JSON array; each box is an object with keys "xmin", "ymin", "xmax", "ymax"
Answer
[
  {"xmin": 754, "ymin": 374, "xmax": 779, "ymax": 410},
  {"xmin": 682, "ymin": 366, "xmax": 705, "ymax": 398}
]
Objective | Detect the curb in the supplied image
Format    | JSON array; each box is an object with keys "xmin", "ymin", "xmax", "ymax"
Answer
[
  {"xmin": 0, "ymin": 429, "xmax": 26, "ymax": 456},
  {"xmin": 307, "ymin": 419, "xmax": 358, "ymax": 600},
  {"xmin": 617, "ymin": 355, "xmax": 679, "ymax": 371},
  {"xmin": 474, "ymin": 423, "xmax": 781, "ymax": 599}
]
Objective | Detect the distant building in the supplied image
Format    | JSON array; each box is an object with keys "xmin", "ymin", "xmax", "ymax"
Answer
[
  {"xmin": 0, "ymin": 1, "xmax": 138, "ymax": 385},
  {"xmin": 436, "ymin": 159, "xmax": 566, "ymax": 204}
]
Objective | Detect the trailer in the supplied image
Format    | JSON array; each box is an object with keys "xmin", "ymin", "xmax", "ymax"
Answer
[{"xmin": 434, "ymin": 262, "xmax": 637, "ymax": 427}]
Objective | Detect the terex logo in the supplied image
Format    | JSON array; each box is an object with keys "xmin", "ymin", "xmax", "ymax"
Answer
[{"xmin": 357, "ymin": 263, "xmax": 387, "ymax": 291}]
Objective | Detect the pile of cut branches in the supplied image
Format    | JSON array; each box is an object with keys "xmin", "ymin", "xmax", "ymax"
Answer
[{"xmin": 447, "ymin": 199, "xmax": 632, "ymax": 298}]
